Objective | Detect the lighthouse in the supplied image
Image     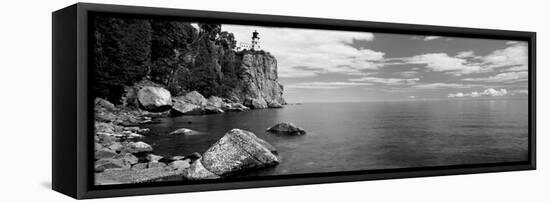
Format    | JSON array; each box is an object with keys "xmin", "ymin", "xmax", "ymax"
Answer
[{"xmin": 251, "ymin": 30, "xmax": 261, "ymax": 51}]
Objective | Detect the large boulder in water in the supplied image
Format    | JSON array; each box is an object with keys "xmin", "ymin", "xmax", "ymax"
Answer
[
  {"xmin": 200, "ymin": 129, "xmax": 279, "ymax": 177},
  {"xmin": 267, "ymin": 122, "xmax": 306, "ymax": 135},
  {"xmin": 137, "ymin": 86, "xmax": 172, "ymax": 112}
]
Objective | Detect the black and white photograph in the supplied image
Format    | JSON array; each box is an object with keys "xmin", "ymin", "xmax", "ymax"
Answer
[{"xmin": 92, "ymin": 14, "xmax": 529, "ymax": 186}]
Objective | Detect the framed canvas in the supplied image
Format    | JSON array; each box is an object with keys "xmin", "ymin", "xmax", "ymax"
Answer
[{"xmin": 52, "ymin": 3, "xmax": 536, "ymax": 199}]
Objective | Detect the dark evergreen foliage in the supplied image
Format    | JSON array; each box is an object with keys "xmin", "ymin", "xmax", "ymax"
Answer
[{"xmin": 93, "ymin": 17, "xmax": 242, "ymax": 103}]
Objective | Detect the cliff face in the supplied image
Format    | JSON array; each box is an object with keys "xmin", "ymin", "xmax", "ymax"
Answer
[{"xmin": 232, "ymin": 52, "xmax": 286, "ymax": 109}]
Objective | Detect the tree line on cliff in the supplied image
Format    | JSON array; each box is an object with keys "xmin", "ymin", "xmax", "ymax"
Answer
[{"xmin": 93, "ymin": 16, "xmax": 255, "ymax": 104}]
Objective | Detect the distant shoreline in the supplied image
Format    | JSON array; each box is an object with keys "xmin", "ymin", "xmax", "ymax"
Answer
[{"xmin": 285, "ymin": 97, "xmax": 528, "ymax": 105}]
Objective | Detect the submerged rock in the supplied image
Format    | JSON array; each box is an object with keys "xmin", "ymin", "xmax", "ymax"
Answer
[
  {"xmin": 200, "ymin": 129, "xmax": 279, "ymax": 177},
  {"xmin": 137, "ymin": 86, "xmax": 172, "ymax": 112},
  {"xmin": 169, "ymin": 128, "xmax": 196, "ymax": 136},
  {"xmin": 267, "ymin": 122, "xmax": 306, "ymax": 135}
]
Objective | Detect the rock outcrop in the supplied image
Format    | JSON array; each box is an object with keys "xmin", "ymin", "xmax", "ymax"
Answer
[
  {"xmin": 199, "ymin": 129, "xmax": 279, "ymax": 177},
  {"xmin": 267, "ymin": 122, "xmax": 306, "ymax": 135},
  {"xmin": 233, "ymin": 52, "xmax": 286, "ymax": 109}
]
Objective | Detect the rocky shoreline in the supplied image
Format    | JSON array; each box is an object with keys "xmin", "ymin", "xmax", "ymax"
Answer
[{"xmin": 94, "ymin": 86, "xmax": 303, "ymax": 185}]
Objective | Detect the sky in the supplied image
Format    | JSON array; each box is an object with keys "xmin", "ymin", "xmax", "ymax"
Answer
[{"xmin": 221, "ymin": 24, "xmax": 529, "ymax": 103}]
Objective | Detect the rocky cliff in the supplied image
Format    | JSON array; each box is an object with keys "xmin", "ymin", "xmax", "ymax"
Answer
[
  {"xmin": 231, "ymin": 52, "xmax": 286, "ymax": 109},
  {"xmin": 93, "ymin": 18, "xmax": 285, "ymax": 108}
]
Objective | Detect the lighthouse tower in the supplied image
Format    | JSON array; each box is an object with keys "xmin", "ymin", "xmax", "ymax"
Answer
[{"xmin": 251, "ymin": 30, "xmax": 261, "ymax": 51}]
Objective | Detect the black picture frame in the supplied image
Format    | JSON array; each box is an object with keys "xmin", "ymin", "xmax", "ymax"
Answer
[{"xmin": 52, "ymin": 3, "xmax": 536, "ymax": 199}]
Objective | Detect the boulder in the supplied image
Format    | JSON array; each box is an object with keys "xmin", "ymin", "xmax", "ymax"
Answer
[
  {"xmin": 95, "ymin": 111, "xmax": 117, "ymax": 123},
  {"xmin": 167, "ymin": 160, "xmax": 191, "ymax": 171},
  {"xmin": 267, "ymin": 102, "xmax": 284, "ymax": 108},
  {"xmin": 170, "ymin": 156, "xmax": 187, "ymax": 161},
  {"xmin": 207, "ymin": 96, "xmax": 225, "ymax": 108},
  {"xmin": 114, "ymin": 153, "xmax": 139, "ymax": 165},
  {"xmin": 169, "ymin": 128, "xmax": 196, "ymax": 136},
  {"xmin": 244, "ymin": 98, "xmax": 268, "ymax": 109},
  {"xmin": 146, "ymin": 154, "xmax": 164, "ymax": 162},
  {"xmin": 201, "ymin": 129, "xmax": 279, "ymax": 177},
  {"xmin": 95, "ymin": 167, "xmax": 186, "ymax": 185},
  {"xmin": 203, "ymin": 105, "xmax": 224, "ymax": 114},
  {"xmin": 123, "ymin": 141, "xmax": 153, "ymax": 153},
  {"xmin": 181, "ymin": 91, "xmax": 208, "ymax": 106},
  {"xmin": 108, "ymin": 142, "xmax": 123, "ymax": 152},
  {"xmin": 267, "ymin": 122, "xmax": 306, "ymax": 135},
  {"xmin": 183, "ymin": 158, "xmax": 220, "ymax": 180},
  {"xmin": 95, "ymin": 158, "xmax": 131, "ymax": 172},
  {"xmin": 95, "ymin": 148, "xmax": 117, "ymax": 159},
  {"xmin": 170, "ymin": 99, "xmax": 202, "ymax": 116},
  {"xmin": 95, "ymin": 98, "xmax": 117, "ymax": 111},
  {"xmin": 94, "ymin": 142, "xmax": 103, "ymax": 151},
  {"xmin": 137, "ymin": 86, "xmax": 172, "ymax": 112}
]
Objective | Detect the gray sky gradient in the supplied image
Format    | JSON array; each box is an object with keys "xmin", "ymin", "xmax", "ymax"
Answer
[{"xmin": 221, "ymin": 24, "xmax": 529, "ymax": 103}]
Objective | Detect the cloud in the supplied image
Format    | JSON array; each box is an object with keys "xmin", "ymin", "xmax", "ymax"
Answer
[
  {"xmin": 223, "ymin": 25, "xmax": 384, "ymax": 77},
  {"xmin": 463, "ymin": 71, "xmax": 528, "ymax": 83},
  {"xmin": 405, "ymin": 53, "xmax": 483, "ymax": 75},
  {"xmin": 482, "ymin": 42, "xmax": 528, "ymax": 69},
  {"xmin": 511, "ymin": 89, "xmax": 529, "ymax": 95},
  {"xmin": 412, "ymin": 83, "xmax": 479, "ymax": 89},
  {"xmin": 448, "ymin": 88, "xmax": 508, "ymax": 98},
  {"xmin": 349, "ymin": 76, "xmax": 419, "ymax": 85},
  {"xmin": 423, "ymin": 36, "xmax": 442, "ymax": 41},
  {"xmin": 398, "ymin": 71, "xmax": 419, "ymax": 78},
  {"xmin": 389, "ymin": 42, "xmax": 527, "ymax": 76},
  {"xmin": 285, "ymin": 82, "xmax": 373, "ymax": 89},
  {"xmin": 456, "ymin": 51, "xmax": 475, "ymax": 58}
]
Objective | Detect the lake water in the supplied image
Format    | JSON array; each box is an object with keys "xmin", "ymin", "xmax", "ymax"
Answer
[{"xmin": 141, "ymin": 99, "xmax": 529, "ymax": 176}]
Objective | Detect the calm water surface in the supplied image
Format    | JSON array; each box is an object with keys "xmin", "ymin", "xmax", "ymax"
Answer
[{"xmin": 141, "ymin": 99, "xmax": 528, "ymax": 176}]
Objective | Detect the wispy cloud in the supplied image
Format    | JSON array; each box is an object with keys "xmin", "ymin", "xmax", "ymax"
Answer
[
  {"xmin": 412, "ymin": 83, "xmax": 480, "ymax": 89},
  {"xmin": 285, "ymin": 82, "xmax": 373, "ymax": 89},
  {"xmin": 463, "ymin": 71, "xmax": 528, "ymax": 83},
  {"xmin": 423, "ymin": 36, "xmax": 442, "ymax": 41},
  {"xmin": 349, "ymin": 76, "xmax": 420, "ymax": 85}
]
